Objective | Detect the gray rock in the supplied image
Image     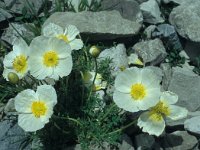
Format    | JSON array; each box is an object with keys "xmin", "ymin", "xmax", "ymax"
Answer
[
  {"xmin": 134, "ymin": 133, "xmax": 155, "ymax": 150},
  {"xmin": 152, "ymin": 24, "xmax": 183, "ymax": 51},
  {"xmin": 43, "ymin": 11, "xmax": 141, "ymax": 41},
  {"xmin": 101, "ymin": 0, "xmax": 143, "ymax": 23},
  {"xmin": 119, "ymin": 134, "xmax": 135, "ymax": 150},
  {"xmin": 161, "ymin": 131, "xmax": 198, "ymax": 150},
  {"xmin": 160, "ymin": 63, "xmax": 172, "ymax": 91},
  {"xmin": 169, "ymin": 1, "xmax": 200, "ymax": 42},
  {"xmin": 162, "ymin": 0, "xmax": 195, "ymax": 5},
  {"xmin": 133, "ymin": 39, "xmax": 167, "ymax": 64},
  {"xmin": 168, "ymin": 67, "xmax": 200, "ymax": 112},
  {"xmin": 144, "ymin": 25, "xmax": 156, "ymax": 39},
  {"xmin": 1, "ymin": 23, "xmax": 35, "ymax": 45},
  {"xmin": 0, "ymin": 120, "xmax": 30, "ymax": 150},
  {"xmin": 98, "ymin": 44, "xmax": 128, "ymax": 76},
  {"xmin": 140, "ymin": 0, "xmax": 164, "ymax": 24},
  {"xmin": 184, "ymin": 116, "xmax": 200, "ymax": 135},
  {"xmin": 0, "ymin": 8, "xmax": 12, "ymax": 22},
  {"xmin": 135, "ymin": 0, "xmax": 148, "ymax": 4}
]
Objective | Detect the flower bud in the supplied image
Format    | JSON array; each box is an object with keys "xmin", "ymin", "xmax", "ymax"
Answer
[
  {"xmin": 89, "ymin": 46, "xmax": 100, "ymax": 58},
  {"xmin": 8, "ymin": 72, "xmax": 19, "ymax": 84}
]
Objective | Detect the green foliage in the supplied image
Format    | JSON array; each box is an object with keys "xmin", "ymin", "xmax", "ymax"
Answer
[{"xmin": 166, "ymin": 49, "xmax": 185, "ymax": 67}]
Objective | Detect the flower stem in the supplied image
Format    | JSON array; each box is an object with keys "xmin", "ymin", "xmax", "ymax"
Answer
[{"xmin": 52, "ymin": 115, "xmax": 82, "ymax": 126}]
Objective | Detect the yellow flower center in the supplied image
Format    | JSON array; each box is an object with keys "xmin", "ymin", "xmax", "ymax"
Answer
[
  {"xmin": 149, "ymin": 101, "xmax": 170, "ymax": 122},
  {"xmin": 57, "ymin": 34, "xmax": 69, "ymax": 43},
  {"xmin": 119, "ymin": 66, "xmax": 126, "ymax": 71},
  {"xmin": 135, "ymin": 59, "xmax": 143, "ymax": 66},
  {"xmin": 130, "ymin": 83, "xmax": 146, "ymax": 100},
  {"xmin": 31, "ymin": 101, "xmax": 47, "ymax": 118},
  {"xmin": 12, "ymin": 55, "xmax": 27, "ymax": 73},
  {"xmin": 43, "ymin": 50, "xmax": 59, "ymax": 67}
]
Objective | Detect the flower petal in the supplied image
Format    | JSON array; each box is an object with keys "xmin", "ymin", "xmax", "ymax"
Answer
[
  {"xmin": 69, "ymin": 39, "xmax": 83, "ymax": 50},
  {"xmin": 42, "ymin": 23, "xmax": 63, "ymax": 37},
  {"xmin": 65, "ymin": 25, "xmax": 80, "ymax": 41},
  {"xmin": 168, "ymin": 105, "xmax": 188, "ymax": 120},
  {"xmin": 161, "ymin": 91, "xmax": 178, "ymax": 105}
]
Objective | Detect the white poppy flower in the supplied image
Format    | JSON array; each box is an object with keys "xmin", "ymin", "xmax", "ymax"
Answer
[
  {"xmin": 14, "ymin": 85, "xmax": 57, "ymax": 132},
  {"xmin": 3, "ymin": 38, "xmax": 30, "ymax": 80},
  {"xmin": 137, "ymin": 91, "xmax": 188, "ymax": 136},
  {"xmin": 42, "ymin": 23, "xmax": 83, "ymax": 51},
  {"xmin": 82, "ymin": 71, "xmax": 107, "ymax": 91},
  {"xmin": 128, "ymin": 53, "xmax": 143, "ymax": 66},
  {"xmin": 113, "ymin": 67, "xmax": 161, "ymax": 112},
  {"xmin": 29, "ymin": 36, "xmax": 72, "ymax": 80}
]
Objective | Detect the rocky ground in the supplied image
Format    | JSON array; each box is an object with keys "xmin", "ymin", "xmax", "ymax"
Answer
[{"xmin": 1, "ymin": 0, "xmax": 200, "ymax": 149}]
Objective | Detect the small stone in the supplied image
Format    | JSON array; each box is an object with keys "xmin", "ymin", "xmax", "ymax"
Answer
[
  {"xmin": 43, "ymin": 11, "xmax": 141, "ymax": 41},
  {"xmin": 184, "ymin": 116, "xmax": 200, "ymax": 135},
  {"xmin": 119, "ymin": 134, "xmax": 135, "ymax": 150},
  {"xmin": 140, "ymin": 0, "xmax": 164, "ymax": 24},
  {"xmin": 133, "ymin": 39, "xmax": 167, "ymax": 65},
  {"xmin": 144, "ymin": 25, "xmax": 156, "ymax": 39},
  {"xmin": 0, "ymin": 8, "xmax": 12, "ymax": 22},
  {"xmin": 160, "ymin": 63, "xmax": 172, "ymax": 91},
  {"xmin": 160, "ymin": 131, "xmax": 198, "ymax": 150},
  {"xmin": 169, "ymin": 1, "xmax": 200, "ymax": 42},
  {"xmin": 134, "ymin": 133, "xmax": 155, "ymax": 149}
]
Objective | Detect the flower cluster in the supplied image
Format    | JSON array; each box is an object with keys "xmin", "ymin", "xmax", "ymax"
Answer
[{"xmin": 113, "ymin": 67, "xmax": 188, "ymax": 136}]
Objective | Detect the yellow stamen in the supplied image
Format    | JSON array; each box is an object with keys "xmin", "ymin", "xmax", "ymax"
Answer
[
  {"xmin": 130, "ymin": 83, "xmax": 146, "ymax": 100},
  {"xmin": 13, "ymin": 55, "xmax": 27, "ymax": 73},
  {"xmin": 43, "ymin": 50, "xmax": 59, "ymax": 67},
  {"xmin": 57, "ymin": 34, "xmax": 69, "ymax": 43},
  {"xmin": 31, "ymin": 101, "xmax": 47, "ymax": 118}
]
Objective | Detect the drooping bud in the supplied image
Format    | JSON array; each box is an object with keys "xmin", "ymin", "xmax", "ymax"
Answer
[
  {"xmin": 8, "ymin": 72, "xmax": 19, "ymax": 84},
  {"xmin": 89, "ymin": 46, "xmax": 101, "ymax": 58}
]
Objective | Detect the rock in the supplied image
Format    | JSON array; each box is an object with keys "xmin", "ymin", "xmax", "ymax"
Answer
[
  {"xmin": 135, "ymin": 0, "xmax": 148, "ymax": 4},
  {"xmin": 160, "ymin": 131, "xmax": 198, "ymax": 150},
  {"xmin": 184, "ymin": 116, "xmax": 200, "ymax": 135},
  {"xmin": 3, "ymin": 0, "xmax": 43, "ymax": 15},
  {"xmin": 1, "ymin": 23, "xmax": 35, "ymax": 45},
  {"xmin": 101, "ymin": 0, "xmax": 143, "ymax": 23},
  {"xmin": 98, "ymin": 44, "xmax": 128, "ymax": 76},
  {"xmin": 184, "ymin": 41, "xmax": 200, "ymax": 62},
  {"xmin": 140, "ymin": 0, "xmax": 164, "ymax": 24},
  {"xmin": 168, "ymin": 67, "xmax": 200, "ymax": 112},
  {"xmin": 134, "ymin": 133, "xmax": 155, "ymax": 149},
  {"xmin": 160, "ymin": 63, "xmax": 172, "ymax": 91},
  {"xmin": 0, "ymin": 120, "xmax": 30, "ymax": 150},
  {"xmin": 43, "ymin": 11, "xmax": 141, "ymax": 41},
  {"xmin": 0, "ymin": 8, "xmax": 12, "ymax": 22},
  {"xmin": 144, "ymin": 25, "xmax": 156, "ymax": 39},
  {"xmin": 169, "ymin": 1, "xmax": 200, "ymax": 42},
  {"xmin": 162, "ymin": 0, "xmax": 194, "ymax": 5},
  {"xmin": 119, "ymin": 134, "xmax": 135, "ymax": 150},
  {"xmin": 133, "ymin": 39, "xmax": 167, "ymax": 65},
  {"xmin": 152, "ymin": 24, "xmax": 183, "ymax": 51}
]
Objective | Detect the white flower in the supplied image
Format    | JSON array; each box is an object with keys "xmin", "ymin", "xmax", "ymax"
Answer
[
  {"xmin": 128, "ymin": 53, "xmax": 143, "ymax": 66},
  {"xmin": 14, "ymin": 85, "xmax": 57, "ymax": 132},
  {"xmin": 42, "ymin": 23, "xmax": 83, "ymax": 51},
  {"xmin": 29, "ymin": 36, "xmax": 72, "ymax": 80},
  {"xmin": 137, "ymin": 91, "xmax": 188, "ymax": 136},
  {"xmin": 113, "ymin": 67, "xmax": 161, "ymax": 112},
  {"xmin": 3, "ymin": 38, "xmax": 30, "ymax": 80},
  {"xmin": 82, "ymin": 71, "xmax": 107, "ymax": 91}
]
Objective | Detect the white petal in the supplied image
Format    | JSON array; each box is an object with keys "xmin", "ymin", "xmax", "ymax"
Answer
[
  {"xmin": 18, "ymin": 114, "xmax": 45, "ymax": 132},
  {"xmin": 13, "ymin": 38, "xmax": 30, "ymax": 56},
  {"xmin": 3, "ymin": 51, "xmax": 16, "ymax": 67},
  {"xmin": 113, "ymin": 90, "xmax": 139, "ymax": 112},
  {"xmin": 69, "ymin": 39, "xmax": 83, "ymax": 50},
  {"xmin": 42, "ymin": 23, "xmax": 63, "ymax": 37},
  {"xmin": 168, "ymin": 105, "xmax": 188, "ymax": 120},
  {"xmin": 65, "ymin": 25, "xmax": 80, "ymax": 41},
  {"xmin": 36, "ymin": 85, "xmax": 57, "ymax": 106},
  {"xmin": 137, "ymin": 112, "xmax": 165, "ymax": 136},
  {"xmin": 161, "ymin": 91, "xmax": 178, "ymax": 104},
  {"xmin": 15, "ymin": 89, "xmax": 37, "ymax": 113},
  {"xmin": 114, "ymin": 67, "xmax": 141, "ymax": 93}
]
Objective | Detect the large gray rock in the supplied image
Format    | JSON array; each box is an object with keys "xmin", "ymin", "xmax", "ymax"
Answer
[
  {"xmin": 133, "ymin": 39, "xmax": 167, "ymax": 64},
  {"xmin": 43, "ymin": 11, "xmax": 141, "ymax": 41},
  {"xmin": 98, "ymin": 44, "xmax": 128, "ymax": 76},
  {"xmin": 0, "ymin": 120, "xmax": 30, "ymax": 150},
  {"xmin": 169, "ymin": 1, "xmax": 200, "ymax": 42},
  {"xmin": 161, "ymin": 131, "xmax": 198, "ymax": 150},
  {"xmin": 101, "ymin": 0, "xmax": 143, "ymax": 23},
  {"xmin": 184, "ymin": 115, "xmax": 200, "ymax": 135},
  {"xmin": 0, "ymin": 8, "xmax": 12, "ymax": 22},
  {"xmin": 140, "ymin": 0, "xmax": 164, "ymax": 24},
  {"xmin": 168, "ymin": 67, "xmax": 200, "ymax": 112}
]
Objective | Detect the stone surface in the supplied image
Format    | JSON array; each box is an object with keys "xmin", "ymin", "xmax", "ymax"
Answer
[
  {"xmin": 140, "ymin": 0, "xmax": 164, "ymax": 24},
  {"xmin": 169, "ymin": 1, "xmax": 200, "ymax": 42},
  {"xmin": 119, "ymin": 134, "xmax": 135, "ymax": 150},
  {"xmin": 160, "ymin": 63, "xmax": 172, "ymax": 91},
  {"xmin": 160, "ymin": 131, "xmax": 198, "ymax": 150},
  {"xmin": 0, "ymin": 8, "xmax": 12, "ymax": 22},
  {"xmin": 152, "ymin": 24, "xmax": 183, "ymax": 51},
  {"xmin": 98, "ymin": 44, "xmax": 128, "ymax": 76},
  {"xmin": 162, "ymin": 0, "xmax": 194, "ymax": 5},
  {"xmin": 168, "ymin": 67, "xmax": 200, "ymax": 112},
  {"xmin": 0, "ymin": 120, "xmax": 30, "ymax": 150},
  {"xmin": 184, "ymin": 116, "xmax": 200, "ymax": 135},
  {"xmin": 101, "ymin": 0, "xmax": 143, "ymax": 23},
  {"xmin": 1, "ymin": 23, "xmax": 35, "ymax": 45},
  {"xmin": 144, "ymin": 25, "xmax": 156, "ymax": 39},
  {"xmin": 133, "ymin": 39, "xmax": 167, "ymax": 64},
  {"xmin": 43, "ymin": 11, "xmax": 141, "ymax": 41}
]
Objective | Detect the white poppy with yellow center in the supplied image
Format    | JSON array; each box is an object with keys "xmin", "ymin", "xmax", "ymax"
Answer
[
  {"xmin": 113, "ymin": 67, "xmax": 161, "ymax": 112},
  {"xmin": 3, "ymin": 38, "xmax": 29, "ymax": 80},
  {"xmin": 128, "ymin": 53, "xmax": 143, "ymax": 66},
  {"xmin": 14, "ymin": 85, "xmax": 57, "ymax": 132},
  {"xmin": 137, "ymin": 91, "xmax": 188, "ymax": 136},
  {"xmin": 29, "ymin": 36, "xmax": 72, "ymax": 80},
  {"xmin": 42, "ymin": 23, "xmax": 83, "ymax": 51}
]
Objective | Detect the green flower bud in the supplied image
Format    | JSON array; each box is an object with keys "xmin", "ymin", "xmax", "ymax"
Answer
[
  {"xmin": 8, "ymin": 72, "xmax": 19, "ymax": 84},
  {"xmin": 89, "ymin": 46, "xmax": 100, "ymax": 58}
]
